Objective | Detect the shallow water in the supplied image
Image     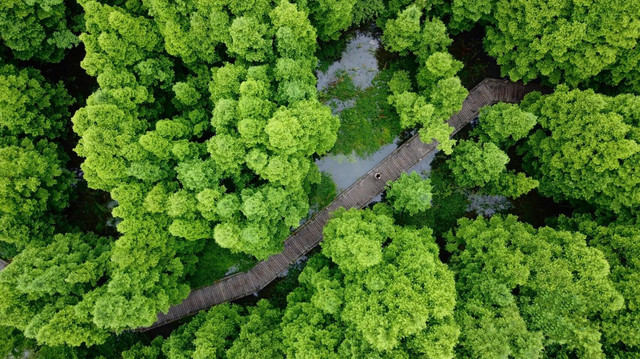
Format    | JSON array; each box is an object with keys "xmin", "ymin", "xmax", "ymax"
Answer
[
  {"xmin": 316, "ymin": 32, "xmax": 381, "ymax": 91},
  {"xmin": 316, "ymin": 141, "xmax": 398, "ymax": 191},
  {"xmin": 316, "ymin": 139, "xmax": 437, "ymax": 192},
  {"xmin": 467, "ymin": 193, "xmax": 512, "ymax": 216}
]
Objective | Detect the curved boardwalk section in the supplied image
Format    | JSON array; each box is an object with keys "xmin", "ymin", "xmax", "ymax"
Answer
[{"xmin": 142, "ymin": 78, "xmax": 541, "ymax": 331}]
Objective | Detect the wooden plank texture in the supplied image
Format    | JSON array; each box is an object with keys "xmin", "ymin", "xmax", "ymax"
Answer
[{"xmin": 141, "ymin": 79, "xmax": 542, "ymax": 331}]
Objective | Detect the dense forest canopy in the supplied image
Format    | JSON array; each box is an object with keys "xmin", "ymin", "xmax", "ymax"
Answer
[{"xmin": 0, "ymin": 0, "xmax": 639, "ymax": 357}]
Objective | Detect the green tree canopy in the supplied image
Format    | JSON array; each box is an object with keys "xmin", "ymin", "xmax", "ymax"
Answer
[
  {"xmin": 448, "ymin": 140, "xmax": 538, "ymax": 198},
  {"xmin": 471, "ymin": 102, "xmax": 538, "ymax": 149},
  {"xmin": 0, "ymin": 0, "xmax": 79, "ymax": 62},
  {"xmin": 384, "ymin": 5, "xmax": 467, "ymax": 154},
  {"xmin": 385, "ymin": 171, "xmax": 432, "ymax": 215},
  {"xmin": 282, "ymin": 205, "xmax": 458, "ymax": 357},
  {"xmin": 0, "ymin": 138, "xmax": 71, "ymax": 247},
  {"xmin": 297, "ymin": 0, "xmax": 356, "ymax": 41},
  {"xmin": 556, "ymin": 216, "xmax": 640, "ymax": 357},
  {"xmin": 0, "ymin": 64, "xmax": 74, "ymax": 139},
  {"xmin": 0, "ymin": 232, "xmax": 112, "ymax": 347},
  {"xmin": 520, "ymin": 87, "xmax": 640, "ymax": 214},
  {"xmin": 72, "ymin": 0, "xmax": 340, "ymax": 332},
  {"xmin": 447, "ymin": 215, "xmax": 623, "ymax": 358},
  {"xmin": 445, "ymin": 0, "xmax": 640, "ymax": 91},
  {"xmin": 160, "ymin": 300, "xmax": 282, "ymax": 359}
]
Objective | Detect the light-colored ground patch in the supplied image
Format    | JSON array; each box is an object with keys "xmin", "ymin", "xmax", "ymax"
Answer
[{"xmin": 467, "ymin": 193, "xmax": 512, "ymax": 217}]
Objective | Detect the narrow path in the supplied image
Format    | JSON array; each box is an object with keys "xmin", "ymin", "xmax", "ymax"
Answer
[
  {"xmin": 0, "ymin": 259, "xmax": 8, "ymax": 271},
  {"xmin": 146, "ymin": 79, "xmax": 542, "ymax": 330}
]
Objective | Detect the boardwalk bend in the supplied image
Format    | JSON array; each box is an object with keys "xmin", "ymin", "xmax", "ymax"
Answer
[
  {"xmin": 140, "ymin": 78, "xmax": 543, "ymax": 330},
  {"xmin": 0, "ymin": 79, "xmax": 540, "ymax": 327}
]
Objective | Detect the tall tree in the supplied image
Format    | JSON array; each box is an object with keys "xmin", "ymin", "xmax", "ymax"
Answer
[
  {"xmin": 520, "ymin": 87, "xmax": 640, "ymax": 215},
  {"xmin": 556, "ymin": 216, "xmax": 640, "ymax": 357},
  {"xmin": 385, "ymin": 172, "xmax": 432, "ymax": 215},
  {"xmin": 447, "ymin": 139, "xmax": 538, "ymax": 198},
  {"xmin": 282, "ymin": 205, "xmax": 459, "ymax": 357},
  {"xmin": 384, "ymin": 5, "xmax": 467, "ymax": 154},
  {"xmin": 73, "ymin": 0, "xmax": 340, "ymax": 331},
  {"xmin": 447, "ymin": 215, "xmax": 623, "ymax": 358},
  {"xmin": 0, "ymin": 233, "xmax": 112, "ymax": 346},
  {"xmin": 446, "ymin": 0, "xmax": 640, "ymax": 91},
  {"xmin": 0, "ymin": 0, "xmax": 79, "ymax": 62}
]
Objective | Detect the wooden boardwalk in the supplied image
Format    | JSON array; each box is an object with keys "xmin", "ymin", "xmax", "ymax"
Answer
[
  {"xmin": 141, "ymin": 79, "xmax": 542, "ymax": 331},
  {"xmin": 0, "ymin": 259, "xmax": 7, "ymax": 271}
]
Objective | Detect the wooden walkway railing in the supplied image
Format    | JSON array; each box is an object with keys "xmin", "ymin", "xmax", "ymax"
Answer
[{"xmin": 140, "ymin": 78, "xmax": 542, "ymax": 331}]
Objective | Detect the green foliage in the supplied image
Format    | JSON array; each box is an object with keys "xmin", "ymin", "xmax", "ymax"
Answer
[
  {"xmin": 228, "ymin": 16, "xmax": 273, "ymax": 62},
  {"xmin": 386, "ymin": 171, "xmax": 432, "ymax": 215},
  {"xmin": 322, "ymin": 207, "xmax": 395, "ymax": 272},
  {"xmin": 308, "ymin": 172, "xmax": 336, "ymax": 211},
  {"xmin": 447, "ymin": 215, "xmax": 624, "ymax": 358},
  {"xmin": 393, "ymin": 162, "xmax": 469, "ymax": 237},
  {"xmin": 382, "ymin": 5, "xmax": 422, "ymax": 55},
  {"xmin": 0, "ymin": 0, "xmax": 79, "ymax": 62},
  {"xmin": 0, "ymin": 64, "xmax": 74, "ymax": 139},
  {"xmin": 71, "ymin": 0, "xmax": 340, "ymax": 332},
  {"xmin": 161, "ymin": 301, "xmax": 282, "ymax": 359},
  {"xmin": 520, "ymin": 87, "xmax": 640, "ymax": 214},
  {"xmin": 319, "ymin": 71, "xmax": 358, "ymax": 102},
  {"xmin": 472, "ymin": 103, "xmax": 538, "ymax": 149},
  {"xmin": 555, "ymin": 216, "xmax": 640, "ymax": 357},
  {"xmin": 0, "ymin": 138, "xmax": 71, "ymax": 247},
  {"xmin": 0, "ymin": 232, "xmax": 112, "ymax": 347},
  {"xmin": 0, "ymin": 64, "xmax": 75, "ymax": 249},
  {"xmin": 122, "ymin": 337, "xmax": 164, "ymax": 359},
  {"xmin": 384, "ymin": 5, "xmax": 467, "ymax": 154},
  {"xmin": 449, "ymin": 140, "xmax": 508, "ymax": 188},
  {"xmin": 162, "ymin": 303, "xmax": 243, "ymax": 359},
  {"xmin": 351, "ymin": 0, "xmax": 387, "ymax": 25},
  {"xmin": 448, "ymin": 140, "xmax": 538, "ymax": 198},
  {"xmin": 0, "ymin": 326, "xmax": 34, "ymax": 359},
  {"xmin": 226, "ymin": 301, "xmax": 284, "ymax": 358},
  {"xmin": 448, "ymin": 0, "xmax": 640, "ymax": 90},
  {"xmin": 298, "ymin": 0, "xmax": 356, "ymax": 41},
  {"xmin": 328, "ymin": 70, "xmax": 403, "ymax": 157},
  {"xmin": 283, "ymin": 205, "xmax": 458, "ymax": 356},
  {"xmin": 447, "ymin": 0, "xmax": 493, "ymax": 33},
  {"xmin": 186, "ymin": 240, "xmax": 256, "ymax": 290}
]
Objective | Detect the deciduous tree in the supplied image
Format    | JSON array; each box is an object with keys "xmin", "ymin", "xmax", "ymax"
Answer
[
  {"xmin": 447, "ymin": 215, "xmax": 623, "ymax": 358},
  {"xmin": 520, "ymin": 87, "xmax": 640, "ymax": 214},
  {"xmin": 385, "ymin": 172, "xmax": 432, "ymax": 215},
  {"xmin": 0, "ymin": 0, "xmax": 78, "ymax": 62}
]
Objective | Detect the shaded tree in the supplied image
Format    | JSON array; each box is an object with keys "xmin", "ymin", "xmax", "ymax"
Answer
[
  {"xmin": 72, "ymin": 0, "xmax": 340, "ymax": 332},
  {"xmin": 556, "ymin": 216, "xmax": 640, "ymax": 357},
  {"xmin": 282, "ymin": 205, "xmax": 458, "ymax": 357},
  {"xmin": 0, "ymin": 0, "xmax": 79, "ymax": 62},
  {"xmin": 448, "ymin": 140, "xmax": 538, "ymax": 198},
  {"xmin": 447, "ymin": 0, "xmax": 640, "ymax": 91}
]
